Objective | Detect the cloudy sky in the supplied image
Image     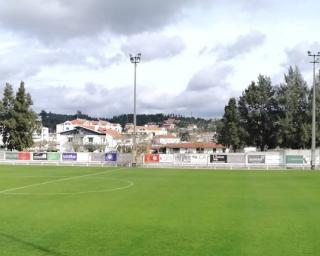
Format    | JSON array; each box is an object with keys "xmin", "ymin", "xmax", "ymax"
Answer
[{"xmin": 0, "ymin": 0, "xmax": 319, "ymax": 118}]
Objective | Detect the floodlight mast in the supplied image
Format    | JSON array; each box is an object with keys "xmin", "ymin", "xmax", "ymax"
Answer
[
  {"xmin": 308, "ymin": 51, "xmax": 320, "ymax": 170},
  {"xmin": 130, "ymin": 53, "xmax": 141, "ymax": 167}
]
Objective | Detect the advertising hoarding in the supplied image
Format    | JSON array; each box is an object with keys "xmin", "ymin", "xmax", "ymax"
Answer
[
  {"xmin": 144, "ymin": 154, "xmax": 160, "ymax": 163},
  {"xmin": 210, "ymin": 154, "xmax": 227, "ymax": 163},
  {"xmin": 6, "ymin": 152, "xmax": 19, "ymax": 160},
  {"xmin": 227, "ymin": 154, "xmax": 245, "ymax": 164},
  {"xmin": 62, "ymin": 152, "xmax": 77, "ymax": 161},
  {"xmin": 105, "ymin": 152, "xmax": 117, "ymax": 161},
  {"xmin": 159, "ymin": 154, "xmax": 174, "ymax": 163},
  {"xmin": 33, "ymin": 152, "xmax": 47, "ymax": 160},
  {"xmin": 19, "ymin": 152, "xmax": 31, "ymax": 160},
  {"xmin": 91, "ymin": 153, "xmax": 105, "ymax": 162},
  {"xmin": 286, "ymin": 155, "xmax": 305, "ymax": 164},
  {"xmin": 248, "ymin": 155, "xmax": 265, "ymax": 164},
  {"xmin": 47, "ymin": 152, "xmax": 60, "ymax": 160}
]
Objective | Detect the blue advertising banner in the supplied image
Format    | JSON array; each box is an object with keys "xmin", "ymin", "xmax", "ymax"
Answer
[
  {"xmin": 62, "ymin": 152, "xmax": 77, "ymax": 161},
  {"xmin": 105, "ymin": 152, "xmax": 117, "ymax": 162}
]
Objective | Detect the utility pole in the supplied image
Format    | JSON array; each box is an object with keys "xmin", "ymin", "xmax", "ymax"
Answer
[
  {"xmin": 308, "ymin": 51, "xmax": 320, "ymax": 170},
  {"xmin": 130, "ymin": 53, "xmax": 141, "ymax": 167}
]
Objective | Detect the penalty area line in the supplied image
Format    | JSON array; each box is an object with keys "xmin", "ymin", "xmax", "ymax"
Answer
[{"xmin": 0, "ymin": 167, "xmax": 123, "ymax": 195}]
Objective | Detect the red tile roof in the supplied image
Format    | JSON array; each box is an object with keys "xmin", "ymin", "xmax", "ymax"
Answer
[
  {"xmin": 70, "ymin": 119, "xmax": 87, "ymax": 125},
  {"xmin": 98, "ymin": 128, "xmax": 123, "ymax": 139}
]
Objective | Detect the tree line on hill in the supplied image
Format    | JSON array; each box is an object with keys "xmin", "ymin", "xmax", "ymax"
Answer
[
  {"xmin": 39, "ymin": 111, "xmax": 219, "ymax": 132},
  {"xmin": 0, "ymin": 82, "xmax": 37, "ymax": 150},
  {"xmin": 218, "ymin": 66, "xmax": 319, "ymax": 151}
]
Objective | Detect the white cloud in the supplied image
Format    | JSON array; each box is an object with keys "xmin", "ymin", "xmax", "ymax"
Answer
[
  {"xmin": 205, "ymin": 31, "xmax": 266, "ymax": 61},
  {"xmin": 121, "ymin": 33, "xmax": 186, "ymax": 61}
]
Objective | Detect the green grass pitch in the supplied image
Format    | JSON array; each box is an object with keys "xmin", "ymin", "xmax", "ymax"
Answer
[{"xmin": 0, "ymin": 165, "xmax": 320, "ymax": 256}]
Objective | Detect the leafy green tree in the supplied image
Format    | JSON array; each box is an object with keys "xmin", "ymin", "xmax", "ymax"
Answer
[
  {"xmin": 277, "ymin": 66, "xmax": 310, "ymax": 149},
  {"xmin": 218, "ymin": 98, "xmax": 244, "ymax": 151},
  {"xmin": 8, "ymin": 82, "xmax": 38, "ymax": 150},
  {"xmin": 180, "ymin": 130, "xmax": 191, "ymax": 141},
  {"xmin": 238, "ymin": 75, "xmax": 280, "ymax": 151}
]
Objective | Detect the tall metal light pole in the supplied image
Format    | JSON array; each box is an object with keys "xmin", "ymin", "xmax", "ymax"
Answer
[
  {"xmin": 130, "ymin": 53, "xmax": 141, "ymax": 167},
  {"xmin": 308, "ymin": 51, "xmax": 320, "ymax": 170}
]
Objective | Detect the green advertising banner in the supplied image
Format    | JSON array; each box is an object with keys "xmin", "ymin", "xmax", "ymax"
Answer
[
  {"xmin": 5, "ymin": 152, "xmax": 19, "ymax": 160},
  {"xmin": 286, "ymin": 155, "xmax": 304, "ymax": 164},
  {"xmin": 47, "ymin": 152, "xmax": 60, "ymax": 160}
]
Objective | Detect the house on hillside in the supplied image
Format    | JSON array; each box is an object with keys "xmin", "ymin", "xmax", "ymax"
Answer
[
  {"xmin": 191, "ymin": 132, "xmax": 217, "ymax": 143},
  {"xmin": 125, "ymin": 124, "xmax": 167, "ymax": 141},
  {"xmin": 152, "ymin": 134, "xmax": 180, "ymax": 145},
  {"xmin": 187, "ymin": 124, "xmax": 198, "ymax": 131},
  {"xmin": 162, "ymin": 118, "xmax": 176, "ymax": 131},
  {"xmin": 57, "ymin": 126, "xmax": 123, "ymax": 152},
  {"xmin": 56, "ymin": 119, "xmax": 122, "ymax": 133},
  {"xmin": 152, "ymin": 142, "xmax": 225, "ymax": 154}
]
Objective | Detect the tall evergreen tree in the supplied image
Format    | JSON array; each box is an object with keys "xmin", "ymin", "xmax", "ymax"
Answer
[
  {"xmin": 218, "ymin": 98, "xmax": 244, "ymax": 151},
  {"xmin": 238, "ymin": 75, "xmax": 280, "ymax": 151},
  {"xmin": 0, "ymin": 83, "xmax": 16, "ymax": 149},
  {"xmin": 7, "ymin": 82, "xmax": 38, "ymax": 150},
  {"xmin": 277, "ymin": 66, "xmax": 310, "ymax": 149}
]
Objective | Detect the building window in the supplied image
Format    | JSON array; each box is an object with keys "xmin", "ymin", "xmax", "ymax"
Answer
[
  {"xmin": 88, "ymin": 137, "xmax": 94, "ymax": 143},
  {"xmin": 196, "ymin": 148, "xmax": 204, "ymax": 153},
  {"xmin": 68, "ymin": 137, "xmax": 73, "ymax": 142},
  {"xmin": 173, "ymin": 148, "xmax": 180, "ymax": 153}
]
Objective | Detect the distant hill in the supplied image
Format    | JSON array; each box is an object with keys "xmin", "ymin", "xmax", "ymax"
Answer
[{"xmin": 39, "ymin": 110, "xmax": 220, "ymax": 132}]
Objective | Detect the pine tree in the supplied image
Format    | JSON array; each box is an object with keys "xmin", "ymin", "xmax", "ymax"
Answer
[
  {"xmin": 218, "ymin": 98, "xmax": 244, "ymax": 151},
  {"xmin": 0, "ymin": 83, "xmax": 16, "ymax": 150},
  {"xmin": 277, "ymin": 66, "xmax": 310, "ymax": 149},
  {"xmin": 7, "ymin": 82, "xmax": 38, "ymax": 150},
  {"xmin": 238, "ymin": 75, "xmax": 280, "ymax": 151}
]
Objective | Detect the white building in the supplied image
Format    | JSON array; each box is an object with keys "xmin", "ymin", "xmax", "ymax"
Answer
[
  {"xmin": 126, "ymin": 124, "xmax": 168, "ymax": 139},
  {"xmin": 152, "ymin": 134, "xmax": 180, "ymax": 145},
  {"xmin": 32, "ymin": 127, "xmax": 49, "ymax": 143},
  {"xmin": 57, "ymin": 126, "xmax": 123, "ymax": 152}
]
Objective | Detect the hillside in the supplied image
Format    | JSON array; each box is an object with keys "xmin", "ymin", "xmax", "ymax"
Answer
[{"xmin": 39, "ymin": 110, "xmax": 220, "ymax": 132}]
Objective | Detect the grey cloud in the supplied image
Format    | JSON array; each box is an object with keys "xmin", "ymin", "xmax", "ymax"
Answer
[
  {"xmin": 139, "ymin": 86, "xmax": 231, "ymax": 118},
  {"xmin": 283, "ymin": 42, "xmax": 320, "ymax": 72},
  {"xmin": 0, "ymin": 36, "xmax": 122, "ymax": 80},
  {"xmin": 139, "ymin": 64, "xmax": 234, "ymax": 117},
  {"xmin": 187, "ymin": 65, "xmax": 233, "ymax": 91},
  {"xmin": 29, "ymin": 84, "xmax": 134, "ymax": 117},
  {"xmin": 205, "ymin": 31, "xmax": 266, "ymax": 61},
  {"xmin": 0, "ymin": 0, "xmax": 208, "ymax": 41},
  {"xmin": 121, "ymin": 33, "xmax": 186, "ymax": 61}
]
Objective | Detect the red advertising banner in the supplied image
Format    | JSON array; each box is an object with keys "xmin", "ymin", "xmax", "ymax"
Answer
[
  {"xmin": 18, "ymin": 152, "xmax": 31, "ymax": 160},
  {"xmin": 144, "ymin": 154, "xmax": 160, "ymax": 163}
]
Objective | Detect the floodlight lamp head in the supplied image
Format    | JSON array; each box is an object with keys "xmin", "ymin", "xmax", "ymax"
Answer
[{"xmin": 308, "ymin": 51, "xmax": 311, "ymax": 55}]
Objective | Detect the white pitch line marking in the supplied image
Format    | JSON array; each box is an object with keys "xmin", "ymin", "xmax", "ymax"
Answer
[
  {"xmin": 4, "ymin": 178, "xmax": 134, "ymax": 195},
  {"xmin": 0, "ymin": 168, "xmax": 123, "ymax": 194}
]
